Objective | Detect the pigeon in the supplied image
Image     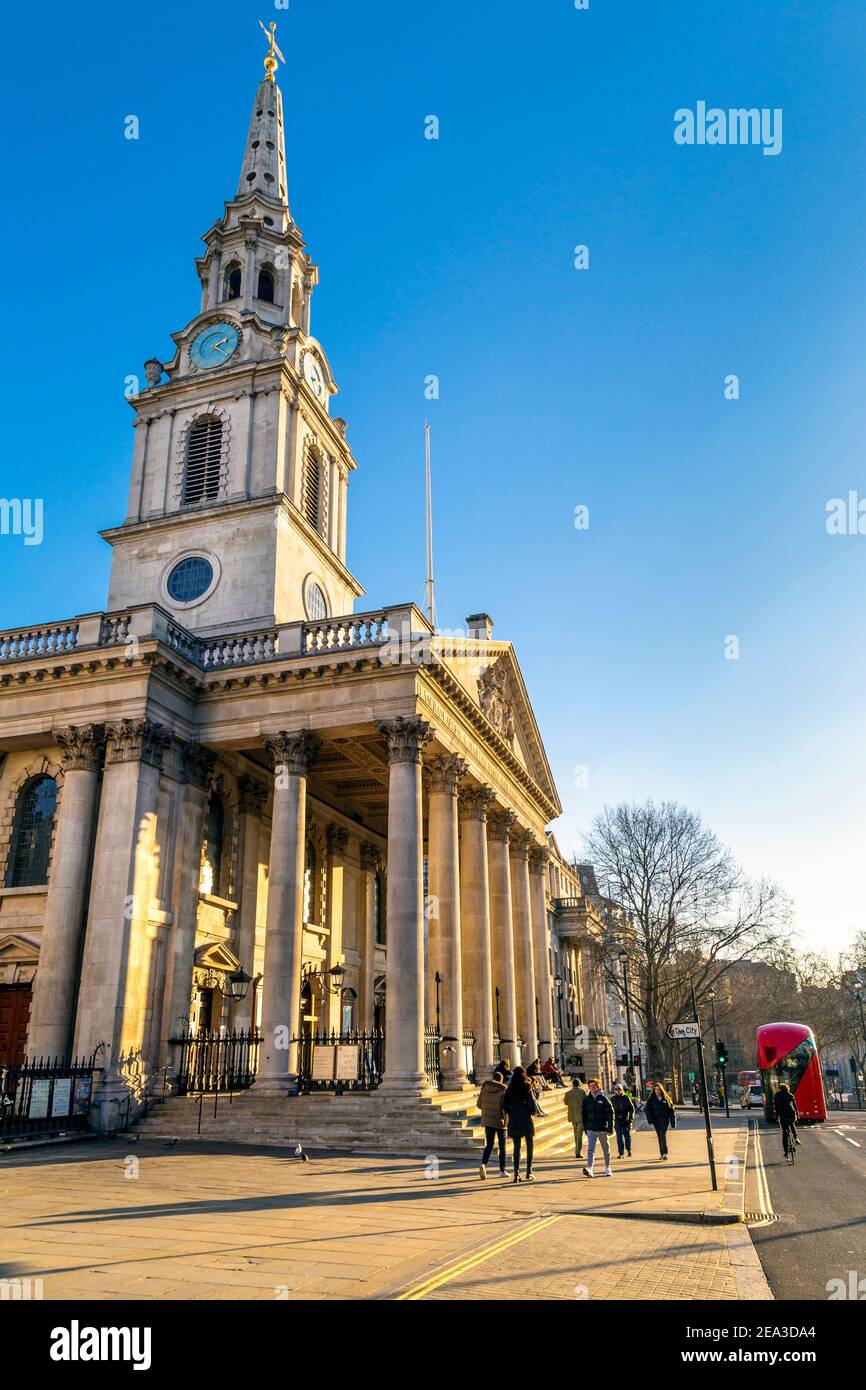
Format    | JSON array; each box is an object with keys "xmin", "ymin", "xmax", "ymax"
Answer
[
  {"xmin": 164, "ymin": 1137, "xmax": 179, "ymax": 1146},
  {"xmin": 294, "ymin": 1143, "xmax": 309, "ymax": 1162}
]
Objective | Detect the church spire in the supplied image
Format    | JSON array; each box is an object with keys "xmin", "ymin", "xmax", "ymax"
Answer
[{"xmin": 236, "ymin": 22, "xmax": 289, "ymax": 208}]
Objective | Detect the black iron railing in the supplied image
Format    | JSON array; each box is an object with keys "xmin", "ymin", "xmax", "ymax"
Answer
[
  {"xmin": 0, "ymin": 1054, "xmax": 97, "ymax": 1139},
  {"xmin": 463, "ymin": 1029, "xmax": 476, "ymax": 1084},
  {"xmin": 425, "ymin": 1027, "xmax": 442, "ymax": 1090},
  {"xmin": 170, "ymin": 1029, "xmax": 261, "ymax": 1094},
  {"xmin": 296, "ymin": 1029, "xmax": 384, "ymax": 1093}
]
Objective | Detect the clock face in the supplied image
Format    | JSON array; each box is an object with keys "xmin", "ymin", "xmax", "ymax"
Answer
[
  {"xmin": 304, "ymin": 353, "xmax": 326, "ymax": 399},
  {"xmin": 190, "ymin": 322, "xmax": 240, "ymax": 369}
]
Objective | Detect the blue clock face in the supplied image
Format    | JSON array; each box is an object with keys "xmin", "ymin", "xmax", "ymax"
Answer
[{"xmin": 190, "ymin": 322, "xmax": 240, "ymax": 369}]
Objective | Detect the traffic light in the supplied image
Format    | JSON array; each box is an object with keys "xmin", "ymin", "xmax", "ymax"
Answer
[{"xmin": 715, "ymin": 1039, "xmax": 728, "ymax": 1067}]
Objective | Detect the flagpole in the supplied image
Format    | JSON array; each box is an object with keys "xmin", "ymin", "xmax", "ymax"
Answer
[{"xmin": 424, "ymin": 421, "xmax": 436, "ymax": 629}]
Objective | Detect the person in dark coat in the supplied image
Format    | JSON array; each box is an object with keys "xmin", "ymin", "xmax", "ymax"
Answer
[
  {"xmin": 773, "ymin": 1083, "xmax": 799, "ymax": 1156},
  {"xmin": 502, "ymin": 1065, "xmax": 538, "ymax": 1183},
  {"xmin": 581, "ymin": 1078, "xmax": 615, "ymax": 1177},
  {"xmin": 645, "ymin": 1082, "xmax": 676, "ymax": 1159},
  {"xmin": 611, "ymin": 1082, "xmax": 635, "ymax": 1158},
  {"xmin": 496, "ymin": 1058, "xmax": 513, "ymax": 1085}
]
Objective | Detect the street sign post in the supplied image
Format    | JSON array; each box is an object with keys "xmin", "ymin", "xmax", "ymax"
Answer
[
  {"xmin": 688, "ymin": 990, "xmax": 718, "ymax": 1191},
  {"xmin": 668, "ymin": 1022, "xmax": 701, "ymax": 1040}
]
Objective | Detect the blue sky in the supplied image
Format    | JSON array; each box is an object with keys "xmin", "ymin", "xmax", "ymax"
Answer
[{"xmin": 2, "ymin": 1, "xmax": 865, "ymax": 953}]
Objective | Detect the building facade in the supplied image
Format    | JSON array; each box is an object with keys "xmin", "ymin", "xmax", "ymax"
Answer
[{"xmin": 0, "ymin": 51, "xmax": 611, "ymax": 1123}]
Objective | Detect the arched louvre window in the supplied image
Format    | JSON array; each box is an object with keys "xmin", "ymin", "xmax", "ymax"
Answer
[
  {"xmin": 224, "ymin": 263, "xmax": 242, "ymax": 300},
  {"xmin": 200, "ymin": 795, "xmax": 224, "ymax": 896},
  {"xmin": 184, "ymin": 416, "xmax": 223, "ymax": 504},
  {"xmin": 5, "ymin": 776, "xmax": 58, "ymax": 887},
  {"xmin": 302, "ymin": 452, "xmax": 322, "ymax": 532},
  {"xmin": 257, "ymin": 266, "xmax": 276, "ymax": 303},
  {"xmin": 303, "ymin": 841, "xmax": 317, "ymax": 923}
]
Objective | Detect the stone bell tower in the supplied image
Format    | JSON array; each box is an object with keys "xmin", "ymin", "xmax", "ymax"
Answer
[{"xmin": 102, "ymin": 25, "xmax": 365, "ymax": 636}]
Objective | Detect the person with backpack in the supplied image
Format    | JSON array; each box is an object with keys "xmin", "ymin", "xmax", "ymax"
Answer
[
  {"xmin": 645, "ymin": 1081, "xmax": 676, "ymax": 1159},
  {"xmin": 611, "ymin": 1081, "xmax": 635, "ymax": 1158},
  {"xmin": 476, "ymin": 1069, "xmax": 509, "ymax": 1178},
  {"xmin": 502, "ymin": 1065, "xmax": 539, "ymax": 1183},
  {"xmin": 581, "ymin": 1077, "xmax": 614, "ymax": 1177}
]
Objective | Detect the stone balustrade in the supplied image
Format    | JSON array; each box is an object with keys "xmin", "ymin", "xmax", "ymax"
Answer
[{"xmin": 0, "ymin": 602, "xmax": 431, "ymax": 671}]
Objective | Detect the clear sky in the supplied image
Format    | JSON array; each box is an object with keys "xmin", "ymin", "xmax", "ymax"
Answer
[{"xmin": 1, "ymin": 1, "xmax": 865, "ymax": 954}]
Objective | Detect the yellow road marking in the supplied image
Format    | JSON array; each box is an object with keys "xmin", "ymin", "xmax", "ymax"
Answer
[
  {"xmin": 751, "ymin": 1120, "xmax": 774, "ymax": 1220},
  {"xmin": 394, "ymin": 1214, "xmax": 562, "ymax": 1301}
]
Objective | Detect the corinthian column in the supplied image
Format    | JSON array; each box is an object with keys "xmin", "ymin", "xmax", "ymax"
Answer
[
  {"xmin": 256, "ymin": 730, "xmax": 320, "ymax": 1092},
  {"xmin": 529, "ymin": 847, "xmax": 555, "ymax": 1058},
  {"xmin": 510, "ymin": 829, "xmax": 538, "ymax": 1064},
  {"xmin": 378, "ymin": 715, "xmax": 432, "ymax": 1093},
  {"xmin": 27, "ymin": 725, "xmax": 105, "ymax": 1058},
  {"xmin": 458, "ymin": 785, "xmax": 496, "ymax": 1077},
  {"xmin": 161, "ymin": 743, "xmax": 216, "ymax": 1074},
  {"xmin": 232, "ymin": 775, "xmax": 268, "ymax": 1031},
  {"xmin": 426, "ymin": 753, "xmax": 469, "ymax": 1088},
  {"xmin": 487, "ymin": 808, "xmax": 519, "ymax": 1066},
  {"xmin": 74, "ymin": 718, "xmax": 172, "ymax": 1067}
]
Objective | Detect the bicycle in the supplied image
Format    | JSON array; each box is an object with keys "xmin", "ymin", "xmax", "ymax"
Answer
[{"xmin": 782, "ymin": 1124, "xmax": 796, "ymax": 1165}]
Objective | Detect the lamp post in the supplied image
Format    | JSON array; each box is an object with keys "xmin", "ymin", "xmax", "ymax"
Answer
[
  {"xmin": 495, "ymin": 986, "xmax": 502, "ymax": 1061},
  {"xmin": 618, "ymin": 950, "xmax": 638, "ymax": 1095},
  {"xmin": 434, "ymin": 971, "xmax": 442, "ymax": 1035},
  {"xmin": 553, "ymin": 973, "xmax": 565, "ymax": 1071},
  {"xmin": 856, "ymin": 991, "xmax": 866, "ymax": 1110}
]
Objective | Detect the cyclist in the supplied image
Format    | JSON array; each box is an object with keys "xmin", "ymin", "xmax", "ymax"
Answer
[{"xmin": 773, "ymin": 1082, "xmax": 799, "ymax": 1157}]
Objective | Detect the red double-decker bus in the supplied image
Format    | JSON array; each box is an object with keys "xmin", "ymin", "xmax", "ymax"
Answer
[{"xmin": 756, "ymin": 1022, "xmax": 827, "ymax": 1123}]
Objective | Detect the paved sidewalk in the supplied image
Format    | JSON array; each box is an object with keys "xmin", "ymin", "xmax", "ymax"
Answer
[{"xmin": 0, "ymin": 1113, "xmax": 768, "ymax": 1301}]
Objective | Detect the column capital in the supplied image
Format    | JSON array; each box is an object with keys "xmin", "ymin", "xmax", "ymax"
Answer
[
  {"xmin": 238, "ymin": 774, "xmax": 268, "ymax": 817},
  {"xmin": 263, "ymin": 729, "xmax": 321, "ymax": 776},
  {"xmin": 508, "ymin": 827, "xmax": 536, "ymax": 861},
  {"xmin": 487, "ymin": 807, "xmax": 517, "ymax": 842},
  {"xmin": 360, "ymin": 840, "xmax": 382, "ymax": 872},
  {"xmin": 528, "ymin": 845, "xmax": 550, "ymax": 874},
  {"xmin": 53, "ymin": 723, "xmax": 106, "ymax": 772},
  {"xmin": 179, "ymin": 741, "xmax": 216, "ymax": 792},
  {"xmin": 105, "ymin": 718, "xmax": 171, "ymax": 769},
  {"xmin": 377, "ymin": 716, "xmax": 432, "ymax": 765},
  {"xmin": 327, "ymin": 822, "xmax": 350, "ymax": 855},
  {"xmin": 427, "ymin": 752, "xmax": 468, "ymax": 795},
  {"xmin": 458, "ymin": 784, "xmax": 496, "ymax": 822}
]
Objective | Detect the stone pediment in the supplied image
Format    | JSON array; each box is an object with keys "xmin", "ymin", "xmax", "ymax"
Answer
[
  {"xmin": 0, "ymin": 932, "xmax": 40, "ymax": 962},
  {"xmin": 432, "ymin": 638, "xmax": 561, "ymax": 814},
  {"xmin": 193, "ymin": 941, "xmax": 240, "ymax": 973}
]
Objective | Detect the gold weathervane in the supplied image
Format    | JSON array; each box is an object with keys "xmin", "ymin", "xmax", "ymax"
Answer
[{"xmin": 259, "ymin": 19, "xmax": 285, "ymax": 83}]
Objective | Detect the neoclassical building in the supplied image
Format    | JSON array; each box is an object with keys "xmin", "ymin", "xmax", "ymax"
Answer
[{"xmin": 0, "ymin": 45, "xmax": 610, "ymax": 1122}]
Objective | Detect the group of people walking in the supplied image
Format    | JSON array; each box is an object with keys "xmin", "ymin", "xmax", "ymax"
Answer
[{"xmin": 477, "ymin": 1061, "xmax": 678, "ymax": 1183}]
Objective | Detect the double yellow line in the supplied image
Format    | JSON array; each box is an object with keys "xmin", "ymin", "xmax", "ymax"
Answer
[
  {"xmin": 750, "ymin": 1120, "xmax": 774, "ymax": 1222},
  {"xmin": 394, "ymin": 1214, "xmax": 562, "ymax": 1301}
]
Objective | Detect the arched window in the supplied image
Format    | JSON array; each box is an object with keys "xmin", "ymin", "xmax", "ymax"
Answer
[
  {"xmin": 5, "ymin": 776, "xmax": 58, "ymax": 888},
  {"xmin": 303, "ymin": 841, "xmax": 317, "ymax": 923},
  {"xmin": 302, "ymin": 451, "xmax": 322, "ymax": 532},
  {"xmin": 256, "ymin": 266, "xmax": 276, "ymax": 303},
  {"xmin": 341, "ymin": 987, "xmax": 357, "ymax": 1033},
  {"xmin": 224, "ymin": 262, "xmax": 242, "ymax": 300},
  {"xmin": 183, "ymin": 415, "xmax": 223, "ymax": 504},
  {"xmin": 200, "ymin": 795, "xmax": 224, "ymax": 896},
  {"xmin": 373, "ymin": 871, "xmax": 385, "ymax": 945}
]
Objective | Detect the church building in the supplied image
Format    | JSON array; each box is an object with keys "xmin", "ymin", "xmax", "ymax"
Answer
[{"xmin": 0, "ymin": 39, "xmax": 612, "ymax": 1128}]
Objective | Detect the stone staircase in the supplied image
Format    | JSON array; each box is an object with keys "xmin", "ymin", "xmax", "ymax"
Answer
[{"xmin": 131, "ymin": 1082, "xmax": 577, "ymax": 1158}]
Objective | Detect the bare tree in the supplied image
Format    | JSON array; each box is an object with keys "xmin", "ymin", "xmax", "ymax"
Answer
[{"xmin": 584, "ymin": 800, "xmax": 791, "ymax": 1082}]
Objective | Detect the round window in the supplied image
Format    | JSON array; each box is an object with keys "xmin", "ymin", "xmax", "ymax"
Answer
[
  {"xmin": 167, "ymin": 556, "xmax": 214, "ymax": 603},
  {"xmin": 305, "ymin": 582, "xmax": 327, "ymax": 620}
]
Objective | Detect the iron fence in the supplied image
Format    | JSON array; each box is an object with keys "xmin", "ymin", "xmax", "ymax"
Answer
[
  {"xmin": 170, "ymin": 1029, "xmax": 261, "ymax": 1094},
  {"xmin": 0, "ymin": 1054, "xmax": 97, "ymax": 1140}
]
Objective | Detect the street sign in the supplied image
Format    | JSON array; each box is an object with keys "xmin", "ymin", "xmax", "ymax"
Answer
[{"xmin": 668, "ymin": 1021, "xmax": 701, "ymax": 1040}]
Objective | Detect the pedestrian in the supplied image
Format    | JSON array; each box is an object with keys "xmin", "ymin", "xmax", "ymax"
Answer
[
  {"xmin": 611, "ymin": 1081, "xmax": 635, "ymax": 1158},
  {"xmin": 541, "ymin": 1056, "xmax": 567, "ymax": 1087},
  {"xmin": 526, "ymin": 1059, "xmax": 549, "ymax": 1114},
  {"xmin": 565, "ymin": 1076, "xmax": 588, "ymax": 1158},
  {"xmin": 582, "ymin": 1077, "xmax": 614, "ymax": 1178},
  {"xmin": 502, "ymin": 1065, "xmax": 539, "ymax": 1183},
  {"xmin": 645, "ymin": 1081, "xmax": 676, "ymax": 1160},
  {"xmin": 477, "ymin": 1069, "xmax": 509, "ymax": 1179},
  {"xmin": 773, "ymin": 1082, "xmax": 799, "ymax": 1156},
  {"xmin": 497, "ymin": 1056, "xmax": 513, "ymax": 1084}
]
